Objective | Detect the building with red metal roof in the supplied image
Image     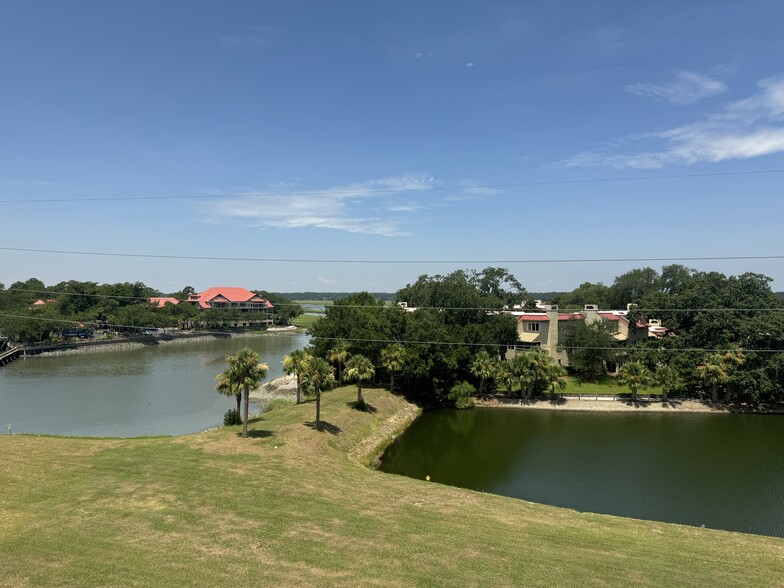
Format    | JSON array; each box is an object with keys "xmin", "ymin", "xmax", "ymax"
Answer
[{"xmin": 149, "ymin": 297, "xmax": 180, "ymax": 308}]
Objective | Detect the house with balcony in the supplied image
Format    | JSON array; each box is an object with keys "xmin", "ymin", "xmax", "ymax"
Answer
[
  {"xmin": 510, "ymin": 304, "xmax": 652, "ymax": 365},
  {"xmin": 185, "ymin": 287, "xmax": 275, "ymax": 326}
]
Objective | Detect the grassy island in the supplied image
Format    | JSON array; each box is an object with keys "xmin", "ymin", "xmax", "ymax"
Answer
[{"xmin": 1, "ymin": 388, "xmax": 782, "ymax": 586}]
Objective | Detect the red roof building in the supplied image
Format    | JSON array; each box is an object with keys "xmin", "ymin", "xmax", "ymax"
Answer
[
  {"xmin": 185, "ymin": 287, "xmax": 274, "ymax": 312},
  {"xmin": 149, "ymin": 297, "xmax": 180, "ymax": 308}
]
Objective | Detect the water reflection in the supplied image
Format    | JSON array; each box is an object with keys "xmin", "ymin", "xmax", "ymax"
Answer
[
  {"xmin": 381, "ymin": 408, "xmax": 784, "ymax": 537},
  {"xmin": 0, "ymin": 333, "xmax": 309, "ymax": 437}
]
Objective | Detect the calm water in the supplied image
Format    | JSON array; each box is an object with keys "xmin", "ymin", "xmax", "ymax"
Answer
[
  {"xmin": 0, "ymin": 333, "xmax": 309, "ymax": 437},
  {"xmin": 380, "ymin": 408, "xmax": 784, "ymax": 537}
]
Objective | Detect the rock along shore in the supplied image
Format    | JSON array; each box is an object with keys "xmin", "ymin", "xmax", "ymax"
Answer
[
  {"xmin": 24, "ymin": 331, "xmax": 281, "ymax": 358},
  {"xmin": 476, "ymin": 396, "xmax": 784, "ymax": 414}
]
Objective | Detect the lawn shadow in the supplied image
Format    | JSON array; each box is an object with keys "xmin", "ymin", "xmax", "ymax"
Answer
[
  {"xmin": 304, "ymin": 420, "xmax": 341, "ymax": 435},
  {"xmin": 346, "ymin": 401, "xmax": 377, "ymax": 413},
  {"xmin": 237, "ymin": 429, "xmax": 274, "ymax": 439}
]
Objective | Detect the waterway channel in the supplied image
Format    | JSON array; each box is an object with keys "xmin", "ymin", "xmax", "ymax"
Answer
[
  {"xmin": 379, "ymin": 407, "xmax": 784, "ymax": 537},
  {"xmin": 0, "ymin": 333, "xmax": 309, "ymax": 437}
]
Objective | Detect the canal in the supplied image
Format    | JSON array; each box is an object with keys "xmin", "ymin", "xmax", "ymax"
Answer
[
  {"xmin": 379, "ymin": 407, "xmax": 784, "ymax": 537},
  {"xmin": 0, "ymin": 333, "xmax": 309, "ymax": 437}
]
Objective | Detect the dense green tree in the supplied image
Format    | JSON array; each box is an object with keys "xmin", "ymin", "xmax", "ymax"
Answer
[
  {"xmin": 345, "ymin": 354, "xmax": 375, "ymax": 406},
  {"xmin": 310, "ymin": 292, "xmax": 405, "ymax": 367},
  {"xmin": 257, "ymin": 291, "xmax": 303, "ymax": 325},
  {"xmin": 556, "ymin": 282, "xmax": 611, "ymax": 309},
  {"xmin": 607, "ymin": 267, "xmax": 661, "ymax": 309},
  {"xmin": 448, "ymin": 381, "xmax": 475, "ymax": 409},
  {"xmin": 559, "ymin": 319, "xmax": 618, "ymax": 378}
]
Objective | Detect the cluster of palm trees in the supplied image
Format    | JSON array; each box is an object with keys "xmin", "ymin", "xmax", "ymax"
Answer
[
  {"xmin": 470, "ymin": 348, "xmax": 569, "ymax": 401},
  {"xmin": 617, "ymin": 348, "xmax": 744, "ymax": 404},
  {"xmin": 217, "ymin": 341, "xmax": 406, "ymax": 435}
]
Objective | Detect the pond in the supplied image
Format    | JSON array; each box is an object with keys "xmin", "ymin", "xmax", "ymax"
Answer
[
  {"xmin": 0, "ymin": 333, "xmax": 309, "ymax": 437},
  {"xmin": 379, "ymin": 407, "xmax": 784, "ymax": 537}
]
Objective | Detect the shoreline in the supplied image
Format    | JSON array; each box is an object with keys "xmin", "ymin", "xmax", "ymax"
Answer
[
  {"xmin": 476, "ymin": 396, "xmax": 784, "ymax": 414},
  {"xmin": 19, "ymin": 330, "xmax": 305, "ymax": 358}
]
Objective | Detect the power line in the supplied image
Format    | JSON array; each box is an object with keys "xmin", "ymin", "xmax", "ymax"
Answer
[
  {"xmin": 3, "ymin": 246, "xmax": 784, "ymax": 265},
  {"xmin": 6, "ymin": 287, "xmax": 784, "ymax": 313},
  {"xmin": 2, "ymin": 169, "xmax": 784, "ymax": 204},
  {"xmin": 1, "ymin": 313, "xmax": 782, "ymax": 354}
]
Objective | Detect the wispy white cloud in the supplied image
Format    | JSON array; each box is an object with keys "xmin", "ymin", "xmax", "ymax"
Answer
[
  {"xmin": 203, "ymin": 173, "xmax": 437, "ymax": 236},
  {"xmin": 317, "ymin": 276, "xmax": 336, "ymax": 285},
  {"xmin": 564, "ymin": 76, "xmax": 784, "ymax": 169},
  {"xmin": 625, "ymin": 71, "xmax": 727, "ymax": 105},
  {"xmin": 444, "ymin": 180, "xmax": 502, "ymax": 202}
]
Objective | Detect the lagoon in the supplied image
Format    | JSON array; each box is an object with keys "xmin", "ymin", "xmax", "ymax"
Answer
[
  {"xmin": 0, "ymin": 333, "xmax": 309, "ymax": 437},
  {"xmin": 380, "ymin": 407, "xmax": 784, "ymax": 537}
]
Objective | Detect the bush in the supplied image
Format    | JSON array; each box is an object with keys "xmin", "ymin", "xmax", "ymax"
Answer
[
  {"xmin": 223, "ymin": 408, "xmax": 241, "ymax": 426},
  {"xmin": 448, "ymin": 381, "xmax": 475, "ymax": 409}
]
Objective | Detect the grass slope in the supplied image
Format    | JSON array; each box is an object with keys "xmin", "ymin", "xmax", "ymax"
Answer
[{"xmin": 1, "ymin": 388, "xmax": 782, "ymax": 587}]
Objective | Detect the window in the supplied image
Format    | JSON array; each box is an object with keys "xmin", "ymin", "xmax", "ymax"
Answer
[{"xmin": 527, "ymin": 322, "xmax": 540, "ymax": 332}]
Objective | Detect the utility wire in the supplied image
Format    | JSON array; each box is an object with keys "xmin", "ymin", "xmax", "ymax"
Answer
[
  {"xmin": 3, "ymin": 246, "xmax": 784, "ymax": 265},
  {"xmin": 2, "ymin": 169, "xmax": 784, "ymax": 204},
  {"xmin": 5, "ymin": 287, "xmax": 784, "ymax": 314},
  {"xmin": 0, "ymin": 313, "xmax": 781, "ymax": 354}
]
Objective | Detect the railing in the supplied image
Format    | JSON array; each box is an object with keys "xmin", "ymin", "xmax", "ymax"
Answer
[{"xmin": 0, "ymin": 345, "xmax": 21, "ymax": 367}]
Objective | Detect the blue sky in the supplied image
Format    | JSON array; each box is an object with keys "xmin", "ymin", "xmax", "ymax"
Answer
[{"xmin": 2, "ymin": 1, "xmax": 784, "ymax": 294}]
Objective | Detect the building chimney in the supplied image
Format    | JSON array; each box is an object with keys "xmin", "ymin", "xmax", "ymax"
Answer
[{"xmin": 584, "ymin": 304, "xmax": 599, "ymax": 325}]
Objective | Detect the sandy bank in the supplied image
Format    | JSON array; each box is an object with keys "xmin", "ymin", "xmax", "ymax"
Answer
[
  {"xmin": 249, "ymin": 374, "xmax": 299, "ymax": 403},
  {"xmin": 476, "ymin": 396, "xmax": 784, "ymax": 414}
]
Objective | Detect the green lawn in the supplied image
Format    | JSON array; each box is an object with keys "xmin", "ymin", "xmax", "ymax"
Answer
[
  {"xmin": 1, "ymin": 388, "xmax": 781, "ymax": 586},
  {"xmin": 291, "ymin": 314, "xmax": 321, "ymax": 329},
  {"xmin": 291, "ymin": 299, "xmax": 335, "ymax": 306},
  {"xmin": 564, "ymin": 375, "xmax": 663, "ymax": 396}
]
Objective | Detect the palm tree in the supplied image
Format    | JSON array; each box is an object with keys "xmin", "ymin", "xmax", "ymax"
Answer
[
  {"xmin": 655, "ymin": 364, "xmax": 683, "ymax": 403},
  {"xmin": 545, "ymin": 363, "xmax": 568, "ymax": 401},
  {"xmin": 617, "ymin": 361, "xmax": 654, "ymax": 402},
  {"xmin": 345, "ymin": 354, "xmax": 375, "ymax": 406},
  {"xmin": 214, "ymin": 368, "xmax": 242, "ymax": 424},
  {"xmin": 282, "ymin": 348, "xmax": 312, "ymax": 404},
  {"xmin": 698, "ymin": 353, "xmax": 729, "ymax": 404},
  {"xmin": 301, "ymin": 356, "xmax": 336, "ymax": 430},
  {"xmin": 328, "ymin": 340, "xmax": 349, "ymax": 385},
  {"xmin": 720, "ymin": 347, "xmax": 745, "ymax": 403},
  {"xmin": 511, "ymin": 348, "xmax": 551, "ymax": 400},
  {"xmin": 380, "ymin": 344, "xmax": 404, "ymax": 392},
  {"xmin": 494, "ymin": 361, "xmax": 515, "ymax": 397},
  {"xmin": 223, "ymin": 347, "xmax": 269, "ymax": 438},
  {"xmin": 470, "ymin": 350, "xmax": 496, "ymax": 397}
]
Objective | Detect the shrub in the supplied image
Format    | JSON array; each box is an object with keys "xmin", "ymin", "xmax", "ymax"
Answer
[
  {"xmin": 223, "ymin": 408, "xmax": 241, "ymax": 426},
  {"xmin": 448, "ymin": 381, "xmax": 475, "ymax": 409}
]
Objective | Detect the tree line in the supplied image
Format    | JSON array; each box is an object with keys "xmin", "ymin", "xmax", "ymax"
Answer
[
  {"xmin": 0, "ymin": 279, "xmax": 302, "ymax": 344},
  {"xmin": 288, "ymin": 266, "xmax": 784, "ymax": 408}
]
